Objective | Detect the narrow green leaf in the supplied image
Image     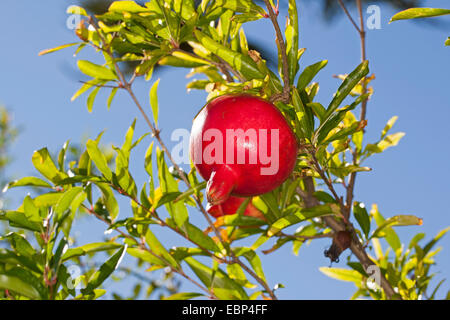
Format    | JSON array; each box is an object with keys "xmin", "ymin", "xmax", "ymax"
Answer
[
  {"xmin": 5, "ymin": 177, "xmax": 52, "ymax": 190},
  {"xmin": 286, "ymin": 0, "xmax": 299, "ymax": 84},
  {"xmin": 77, "ymin": 60, "xmax": 117, "ymax": 81},
  {"xmin": 353, "ymin": 202, "xmax": 370, "ymax": 239},
  {"xmin": 62, "ymin": 242, "xmax": 122, "ymax": 261},
  {"xmin": 390, "ymin": 8, "xmax": 450, "ymax": 22},
  {"xmin": 184, "ymin": 257, "xmax": 249, "ymax": 299},
  {"xmin": 0, "ymin": 211, "xmax": 42, "ymax": 232},
  {"xmin": 319, "ymin": 267, "xmax": 363, "ymax": 284},
  {"xmin": 107, "ymin": 87, "xmax": 118, "ymax": 110},
  {"xmin": 268, "ymin": 204, "xmax": 336, "ymax": 236},
  {"xmin": 150, "ymin": 79, "xmax": 160, "ymax": 126},
  {"xmin": 325, "ymin": 61, "xmax": 369, "ymax": 119},
  {"xmin": 86, "ymin": 140, "xmax": 112, "ymax": 180},
  {"xmin": 145, "ymin": 228, "xmax": 179, "ymax": 268},
  {"xmin": 297, "ymin": 60, "xmax": 328, "ymax": 91},
  {"xmin": 0, "ymin": 274, "xmax": 41, "ymax": 299},
  {"xmin": 162, "ymin": 292, "xmax": 204, "ymax": 300},
  {"xmin": 194, "ymin": 30, "xmax": 264, "ymax": 80},
  {"xmin": 67, "ymin": 5, "xmax": 88, "ymax": 16},
  {"xmin": 81, "ymin": 245, "xmax": 127, "ymax": 294},
  {"xmin": 32, "ymin": 148, "xmax": 66, "ymax": 183},
  {"xmin": 87, "ymin": 86, "xmax": 101, "ymax": 113},
  {"xmin": 54, "ymin": 187, "xmax": 84, "ymax": 220},
  {"xmin": 38, "ymin": 43, "xmax": 80, "ymax": 56},
  {"xmin": 109, "ymin": 1, "xmax": 149, "ymax": 13},
  {"xmin": 371, "ymin": 205, "xmax": 401, "ymax": 251}
]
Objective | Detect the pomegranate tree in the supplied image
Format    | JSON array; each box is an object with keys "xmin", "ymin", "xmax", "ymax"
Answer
[{"xmin": 190, "ymin": 94, "xmax": 298, "ymax": 207}]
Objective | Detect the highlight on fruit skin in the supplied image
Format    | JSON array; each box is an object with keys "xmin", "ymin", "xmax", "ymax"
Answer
[
  {"xmin": 206, "ymin": 195, "xmax": 266, "ymax": 221},
  {"xmin": 190, "ymin": 94, "xmax": 299, "ymax": 206}
]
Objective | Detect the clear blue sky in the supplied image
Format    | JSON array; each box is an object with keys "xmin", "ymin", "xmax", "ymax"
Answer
[{"xmin": 1, "ymin": 0, "xmax": 449, "ymax": 299}]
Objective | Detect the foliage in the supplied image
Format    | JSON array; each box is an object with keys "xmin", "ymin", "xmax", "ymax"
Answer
[
  {"xmin": 390, "ymin": 7, "xmax": 450, "ymax": 46},
  {"xmin": 1, "ymin": 0, "xmax": 448, "ymax": 300}
]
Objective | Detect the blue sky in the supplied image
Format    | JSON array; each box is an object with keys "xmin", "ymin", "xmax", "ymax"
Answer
[{"xmin": 0, "ymin": 0, "xmax": 449, "ymax": 299}]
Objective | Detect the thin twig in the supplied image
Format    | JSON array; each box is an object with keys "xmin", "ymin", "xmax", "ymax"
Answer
[
  {"xmin": 263, "ymin": 0, "xmax": 290, "ymax": 103},
  {"xmin": 337, "ymin": 0, "xmax": 361, "ymax": 33},
  {"xmin": 233, "ymin": 257, "xmax": 278, "ymax": 300},
  {"xmin": 298, "ymin": 177, "xmax": 396, "ymax": 299}
]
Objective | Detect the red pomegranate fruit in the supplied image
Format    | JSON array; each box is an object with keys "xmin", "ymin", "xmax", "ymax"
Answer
[
  {"xmin": 206, "ymin": 196, "xmax": 266, "ymax": 221},
  {"xmin": 190, "ymin": 94, "xmax": 298, "ymax": 205}
]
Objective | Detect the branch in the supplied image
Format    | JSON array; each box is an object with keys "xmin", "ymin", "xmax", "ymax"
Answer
[
  {"xmin": 298, "ymin": 177, "xmax": 397, "ymax": 299},
  {"xmin": 263, "ymin": 0, "xmax": 290, "ymax": 103},
  {"xmin": 340, "ymin": 0, "xmax": 369, "ymax": 219},
  {"xmin": 337, "ymin": 0, "xmax": 361, "ymax": 33},
  {"xmin": 82, "ymin": 204, "xmax": 216, "ymax": 298}
]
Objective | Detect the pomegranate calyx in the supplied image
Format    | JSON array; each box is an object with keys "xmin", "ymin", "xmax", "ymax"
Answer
[{"xmin": 206, "ymin": 165, "xmax": 239, "ymax": 205}]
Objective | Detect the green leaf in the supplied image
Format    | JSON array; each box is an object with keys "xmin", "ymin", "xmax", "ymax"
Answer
[
  {"xmin": 107, "ymin": 87, "xmax": 118, "ymax": 110},
  {"xmin": 5, "ymin": 233, "xmax": 35, "ymax": 258},
  {"xmin": 0, "ymin": 211, "xmax": 42, "ymax": 232},
  {"xmin": 353, "ymin": 202, "xmax": 370, "ymax": 239},
  {"xmin": 86, "ymin": 139, "xmax": 113, "ymax": 180},
  {"xmin": 62, "ymin": 242, "xmax": 122, "ymax": 261},
  {"xmin": 96, "ymin": 182, "xmax": 119, "ymax": 221},
  {"xmin": 213, "ymin": 0, "xmax": 266, "ymax": 15},
  {"xmin": 423, "ymin": 226, "xmax": 450, "ymax": 255},
  {"xmin": 286, "ymin": 0, "xmax": 299, "ymax": 84},
  {"xmin": 67, "ymin": 5, "xmax": 88, "ymax": 16},
  {"xmin": 150, "ymin": 79, "xmax": 160, "ymax": 126},
  {"xmin": 184, "ymin": 223, "xmax": 221, "ymax": 253},
  {"xmin": 184, "ymin": 257, "xmax": 249, "ymax": 299},
  {"xmin": 81, "ymin": 245, "xmax": 127, "ymax": 294},
  {"xmin": 162, "ymin": 292, "xmax": 204, "ymax": 300},
  {"xmin": 194, "ymin": 30, "xmax": 264, "ymax": 80},
  {"xmin": 145, "ymin": 228, "xmax": 179, "ymax": 268},
  {"xmin": 159, "ymin": 55, "xmax": 205, "ymax": 68},
  {"xmin": 127, "ymin": 247, "xmax": 165, "ymax": 266},
  {"xmin": 390, "ymin": 8, "xmax": 450, "ymax": 22},
  {"xmin": 364, "ymin": 132, "xmax": 405, "ymax": 155},
  {"xmin": 77, "ymin": 60, "xmax": 117, "ymax": 81},
  {"xmin": 109, "ymin": 1, "xmax": 149, "ymax": 13},
  {"xmin": 87, "ymin": 86, "xmax": 102, "ymax": 113},
  {"xmin": 370, "ymin": 205, "xmax": 401, "ymax": 251},
  {"xmin": 71, "ymin": 79, "xmax": 102, "ymax": 102},
  {"xmin": 297, "ymin": 60, "xmax": 328, "ymax": 91},
  {"xmin": 156, "ymin": 149, "xmax": 188, "ymax": 228},
  {"xmin": 372, "ymin": 215, "xmax": 423, "ymax": 241},
  {"xmin": 319, "ymin": 267, "xmax": 363, "ymax": 284},
  {"xmin": 233, "ymin": 248, "xmax": 266, "ymax": 283},
  {"xmin": 32, "ymin": 148, "xmax": 66, "ymax": 183},
  {"xmin": 54, "ymin": 187, "xmax": 84, "ymax": 221},
  {"xmin": 268, "ymin": 204, "xmax": 337, "ymax": 236},
  {"xmin": 324, "ymin": 61, "xmax": 369, "ymax": 119},
  {"xmin": 0, "ymin": 274, "xmax": 41, "ymax": 299},
  {"xmin": 220, "ymin": 214, "xmax": 266, "ymax": 227},
  {"xmin": 445, "ymin": 37, "xmax": 450, "ymax": 46},
  {"xmin": 291, "ymin": 88, "xmax": 314, "ymax": 139},
  {"xmin": 38, "ymin": 43, "xmax": 80, "ymax": 56},
  {"xmin": 381, "ymin": 116, "xmax": 398, "ymax": 138},
  {"xmin": 5, "ymin": 177, "xmax": 52, "ymax": 190}
]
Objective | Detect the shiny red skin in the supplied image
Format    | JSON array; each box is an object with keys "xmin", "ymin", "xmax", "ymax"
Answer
[
  {"xmin": 190, "ymin": 94, "xmax": 298, "ymax": 204},
  {"xmin": 206, "ymin": 196, "xmax": 266, "ymax": 221}
]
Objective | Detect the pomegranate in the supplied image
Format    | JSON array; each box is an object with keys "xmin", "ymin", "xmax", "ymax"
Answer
[
  {"xmin": 206, "ymin": 196, "xmax": 266, "ymax": 221},
  {"xmin": 190, "ymin": 94, "xmax": 298, "ymax": 206}
]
